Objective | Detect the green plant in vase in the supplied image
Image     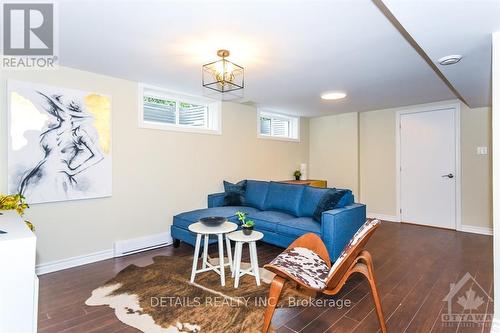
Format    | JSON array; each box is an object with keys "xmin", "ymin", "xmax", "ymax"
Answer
[
  {"xmin": 0, "ymin": 194, "xmax": 34, "ymax": 231},
  {"xmin": 235, "ymin": 211, "xmax": 255, "ymax": 235},
  {"xmin": 293, "ymin": 170, "xmax": 302, "ymax": 180}
]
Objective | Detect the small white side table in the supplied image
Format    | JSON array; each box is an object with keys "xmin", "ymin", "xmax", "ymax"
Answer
[
  {"xmin": 227, "ymin": 230, "xmax": 264, "ymax": 288},
  {"xmin": 188, "ymin": 221, "xmax": 237, "ymax": 286}
]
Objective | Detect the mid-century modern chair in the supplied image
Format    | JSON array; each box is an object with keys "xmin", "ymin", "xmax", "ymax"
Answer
[{"xmin": 261, "ymin": 219, "xmax": 387, "ymax": 333}]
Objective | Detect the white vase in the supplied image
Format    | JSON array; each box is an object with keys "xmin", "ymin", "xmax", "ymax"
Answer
[{"xmin": 300, "ymin": 163, "xmax": 307, "ymax": 180}]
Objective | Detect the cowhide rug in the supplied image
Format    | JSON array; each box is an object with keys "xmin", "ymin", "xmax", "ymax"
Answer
[{"xmin": 86, "ymin": 255, "xmax": 309, "ymax": 332}]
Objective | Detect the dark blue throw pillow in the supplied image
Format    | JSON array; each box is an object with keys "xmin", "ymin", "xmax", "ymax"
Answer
[
  {"xmin": 223, "ymin": 180, "xmax": 247, "ymax": 206},
  {"xmin": 313, "ymin": 189, "xmax": 348, "ymax": 222}
]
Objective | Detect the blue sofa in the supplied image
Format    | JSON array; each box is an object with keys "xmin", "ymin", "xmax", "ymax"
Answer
[{"xmin": 171, "ymin": 180, "xmax": 366, "ymax": 262}]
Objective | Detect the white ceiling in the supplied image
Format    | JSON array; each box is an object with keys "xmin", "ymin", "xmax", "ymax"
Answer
[
  {"xmin": 383, "ymin": 0, "xmax": 500, "ymax": 109},
  {"xmin": 57, "ymin": 0, "xmax": 498, "ymax": 117}
]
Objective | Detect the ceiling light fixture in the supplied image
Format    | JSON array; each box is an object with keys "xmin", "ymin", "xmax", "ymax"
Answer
[
  {"xmin": 321, "ymin": 92, "xmax": 347, "ymax": 100},
  {"xmin": 437, "ymin": 55, "xmax": 463, "ymax": 66},
  {"xmin": 202, "ymin": 49, "xmax": 244, "ymax": 94}
]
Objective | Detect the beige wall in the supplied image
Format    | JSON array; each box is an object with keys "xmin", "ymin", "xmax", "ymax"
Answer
[
  {"xmin": 461, "ymin": 106, "xmax": 492, "ymax": 227},
  {"xmin": 309, "ymin": 102, "xmax": 492, "ymax": 229},
  {"xmin": 359, "ymin": 109, "xmax": 397, "ymax": 216},
  {"xmin": 0, "ymin": 65, "xmax": 491, "ymax": 265},
  {"xmin": 309, "ymin": 112, "xmax": 359, "ymax": 198},
  {"xmin": 0, "ymin": 67, "xmax": 309, "ymax": 264}
]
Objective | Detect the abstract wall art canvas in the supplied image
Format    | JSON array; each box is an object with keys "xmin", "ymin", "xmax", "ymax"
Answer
[{"xmin": 7, "ymin": 80, "xmax": 112, "ymax": 204}]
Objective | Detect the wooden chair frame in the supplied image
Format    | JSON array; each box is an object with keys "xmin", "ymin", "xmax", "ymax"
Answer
[{"xmin": 261, "ymin": 225, "xmax": 387, "ymax": 333}]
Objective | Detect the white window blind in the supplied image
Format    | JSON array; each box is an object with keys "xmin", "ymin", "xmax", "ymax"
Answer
[
  {"xmin": 260, "ymin": 117, "xmax": 272, "ymax": 136},
  {"xmin": 258, "ymin": 111, "xmax": 299, "ymax": 141},
  {"xmin": 139, "ymin": 85, "xmax": 221, "ymax": 134},
  {"xmin": 143, "ymin": 96, "xmax": 176, "ymax": 124},
  {"xmin": 179, "ymin": 102, "xmax": 207, "ymax": 127},
  {"xmin": 271, "ymin": 118, "xmax": 290, "ymax": 137}
]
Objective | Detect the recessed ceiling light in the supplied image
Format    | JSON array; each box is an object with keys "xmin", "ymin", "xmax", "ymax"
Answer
[
  {"xmin": 438, "ymin": 55, "xmax": 462, "ymax": 66},
  {"xmin": 321, "ymin": 92, "xmax": 347, "ymax": 100}
]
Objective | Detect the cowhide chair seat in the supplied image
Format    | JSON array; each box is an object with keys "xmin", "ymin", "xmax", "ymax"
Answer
[{"xmin": 262, "ymin": 219, "xmax": 387, "ymax": 333}]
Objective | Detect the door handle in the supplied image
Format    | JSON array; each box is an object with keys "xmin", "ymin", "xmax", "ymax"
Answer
[{"xmin": 442, "ymin": 173, "xmax": 454, "ymax": 179}]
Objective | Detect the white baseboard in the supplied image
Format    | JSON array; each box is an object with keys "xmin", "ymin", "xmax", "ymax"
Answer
[
  {"xmin": 459, "ymin": 225, "xmax": 493, "ymax": 236},
  {"xmin": 114, "ymin": 232, "xmax": 172, "ymax": 257},
  {"xmin": 36, "ymin": 232, "xmax": 172, "ymax": 275},
  {"xmin": 368, "ymin": 213, "xmax": 400, "ymax": 223},
  {"xmin": 36, "ymin": 249, "xmax": 114, "ymax": 275}
]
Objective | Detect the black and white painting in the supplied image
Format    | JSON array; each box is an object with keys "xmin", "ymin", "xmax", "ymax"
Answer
[{"xmin": 7, "ymin": 80, "xmax": 112, "ymax": 204}]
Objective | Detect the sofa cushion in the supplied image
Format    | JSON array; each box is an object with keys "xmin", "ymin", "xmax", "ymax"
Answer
[
  {"xmin": 313, "ymin": 189, "xmax": 349, "ymax": 222},
  {"xmin": 264, "ymin": 182, "xmax": 305, "ymax": 216},
  {"xmin": 244, "ymin": 180, "xmax": 269, "ymax": 210},
  {"xmin": 298, "ymin": 186, "xmax": 329, "ymax": 217},
  {"xmin": 173, "ymin": 206, "xmax": 259, "ymax": 230},
  {"xmin": 276, "ymin": 217, "xmax": 321, "ymax": 237},
  {"xmin": 223, "ymin": 180, "xmax": 246, "ymax": 206},
  {"xmin": 247, "ymin": 210, "xmax": 295, "ymax": 232}
]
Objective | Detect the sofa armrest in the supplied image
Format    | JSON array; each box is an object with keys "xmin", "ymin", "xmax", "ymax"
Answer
[
  {"xmin": 320, "ymin": 203, "xmax": 366, "ymax": 262},
  {"xmin": 208, "ymin": 192, "xmax": 225, "ymax": 208}
]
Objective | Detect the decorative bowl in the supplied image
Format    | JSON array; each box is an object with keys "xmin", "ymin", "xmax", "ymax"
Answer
[{"xmin": 200, "ymin": 216, "xmax": 226, "ymax": 226}]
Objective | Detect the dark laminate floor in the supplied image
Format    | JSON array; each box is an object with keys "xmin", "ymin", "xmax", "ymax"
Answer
[{"xmin": 37, "ymin": 222, "xmax": 493, "ymax": 333}]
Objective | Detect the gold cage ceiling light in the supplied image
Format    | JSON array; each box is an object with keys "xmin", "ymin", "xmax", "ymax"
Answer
[{"xmin": 202, "ymin": 49, "xmax": 244, "ymax": 94}]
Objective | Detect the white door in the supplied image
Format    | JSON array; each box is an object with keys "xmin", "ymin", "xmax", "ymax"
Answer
[{"xmin": 400, "ymin": 108, "xmax": 457, "ymax": 229}]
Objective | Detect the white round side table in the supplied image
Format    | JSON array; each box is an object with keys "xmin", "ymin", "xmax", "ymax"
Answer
[
  {"xmin": 188, "ymin": 221, "xmax": 237, "ymax": 286},
  {"xmin": 226, "ymin": 230, "xmax": 264, "ymax": 288}
]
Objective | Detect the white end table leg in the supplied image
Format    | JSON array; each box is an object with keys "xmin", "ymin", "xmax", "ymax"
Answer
[
  {"xmin": 190, "ymin": 234, "xmax": 202, "ymax": 283},
  {"xmin": 234, "ymin": 242, "xmax": 243, "ymax": 288},
  {"xmin": 232, "ymin": 240, "xmax": 239, "ymax": 278},
  {"xmin": 202, "ymin": 234, "xmax": 209, "ymax": 269},
  {"xmin": 225, "ymin": 235, "xmax": 233, "ymax": 274},
  {"xmin": 217, "ymin": 234, "xmax": 225, "ymax": 286},
  {"xmin": 250, "ymin": 241, "xmax": 260, "ymax": 286}
]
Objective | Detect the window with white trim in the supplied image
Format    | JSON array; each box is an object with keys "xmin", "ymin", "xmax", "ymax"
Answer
[
  {"xmin": 139, "ymin": 85, "xmax": 221, "ymax": 134},
  {"xmin": 258, "ymin": 110, "xmax": 299, "ymax": 141}
]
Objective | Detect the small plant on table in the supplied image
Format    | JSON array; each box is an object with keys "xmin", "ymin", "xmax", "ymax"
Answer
[{"xmin": 235, "ymin": 211, "xmax": 255, "ymax": 235}]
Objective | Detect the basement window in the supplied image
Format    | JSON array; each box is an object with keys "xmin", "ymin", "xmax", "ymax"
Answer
[
  {"xmin": 139, "ymin": 84, "xmax": 221, "ymax": 134},
  {"xmin": 258, "ymin": 110, "xmax": 300, "ymax": 141}
]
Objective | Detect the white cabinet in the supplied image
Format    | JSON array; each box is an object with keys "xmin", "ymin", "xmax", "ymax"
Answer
[{"xmin": 0, "ymin": 211, "xmax": 38, "ymax": 333}]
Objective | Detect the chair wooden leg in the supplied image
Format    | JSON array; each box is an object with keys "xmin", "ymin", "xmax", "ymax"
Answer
[
  {"xmin": 368, "ymin": 275, "xmax": 387, "ymax": 333},
  {"xmin": 262, "ymin": 276, "xmax": 285, "ymax": 333},
  {"xmin": 360, "ymin": 252, "xmax": 387, "ymax": 333}
]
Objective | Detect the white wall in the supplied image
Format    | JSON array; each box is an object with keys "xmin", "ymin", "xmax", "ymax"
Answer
[{"xmin": 0, "ymin": 66, "xmax": 309, "ymax": 265}]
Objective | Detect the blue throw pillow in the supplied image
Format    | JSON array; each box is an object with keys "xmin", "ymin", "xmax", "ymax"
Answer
[
  {"xmin": 223, "ymin": 180, "xmax": 246, "ymax": 206},
  {"xmin": 336, "ymin": 190, "xmax": 354, "ymax": 207},
  {"xmin": 264, "ymin": 182, "xmax": 305, "ymax": 216},
  {"xmin": 299, "ymin": 186, "xmax": 328, "ymax": 217},
  {"xmin": 313, "ymin": 189, "xmax": 348, "ymax": 222},
  {"xmin": 244, "ymin": 180, "xmax": 270, "ymax": 210}
]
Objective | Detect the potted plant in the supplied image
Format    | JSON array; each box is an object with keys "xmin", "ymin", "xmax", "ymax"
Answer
[
  {"xmin": 241, "ymin": 220, "xmax": 255, "ymax": 235},
  {"xmin": 0, "ymin": 193, "xmax": 34, "ymax": 231},
  {"xmin": 235, "ymin": 211, "xmax": 255, "ymax": 235},
  {"xmin": 293, "ymin": 170, "xmax": 302, "ymax": 181}
]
